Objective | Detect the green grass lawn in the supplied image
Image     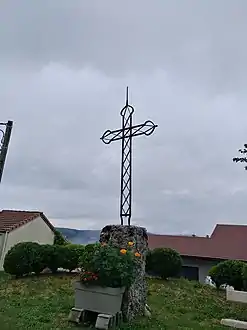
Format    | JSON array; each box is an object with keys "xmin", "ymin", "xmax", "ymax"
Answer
[{"xmin": 0, "ymin": 272, "xmax": 247, "ymax": 329}]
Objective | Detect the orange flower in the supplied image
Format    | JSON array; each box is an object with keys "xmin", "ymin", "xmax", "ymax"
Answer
[
  {"xmin": 120, "ymin": 249, "xmax": 127, "ymax": 254},
  {"xmin": 135, "ymin": 252, "xmax": 141, "ymax": 257},
  {"xmin": 128, "ymin": 241, "xmax": 134, "ymax": 246},
  {"xmin": 101, "ymin": 242, "xmax": 107, "ymax": 246}
]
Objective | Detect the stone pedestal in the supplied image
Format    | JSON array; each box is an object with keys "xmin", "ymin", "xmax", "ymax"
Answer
[{"xmin": 99, "ymin": 225, "xmax": 148, "ymax": 321}]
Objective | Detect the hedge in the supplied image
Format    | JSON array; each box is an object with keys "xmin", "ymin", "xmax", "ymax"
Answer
[
  {"xmin": 3, "ymin": 242, "xmax": 85, "ymax": 277},
  {"xmin": 60, "ymin": 244, "xmax": 85, "ymax": 272}
]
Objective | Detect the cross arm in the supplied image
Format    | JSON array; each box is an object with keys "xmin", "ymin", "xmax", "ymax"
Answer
[{"xmin": 100, "ymin": 120, "xmax": 158, "ymax": 144}]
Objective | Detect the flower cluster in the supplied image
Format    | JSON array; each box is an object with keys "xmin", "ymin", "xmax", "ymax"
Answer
[
  {"xmin": 79, "ymin": 240, "xmax": 141, "ymax": 288},
  {"xmin": 119, "ymin": 241, "xmax": 141, "ymax": 258},
  {"xmin": 80, "ymin": 271, "xmax": 98, "ymax": 283}
]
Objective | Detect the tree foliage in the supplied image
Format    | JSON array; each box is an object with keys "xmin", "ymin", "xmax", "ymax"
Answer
[
  {"xmin": 233, "ymin": 144, "xmax": 247, "ymax": 170},
  {"xmin": 53, "ymin": 229, "xmax": 68, "ymax": 245}
]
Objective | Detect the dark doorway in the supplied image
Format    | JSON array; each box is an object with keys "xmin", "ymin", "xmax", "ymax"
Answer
[{"xmin": 180, "ymin": 266, "xmax": 199, "ymax": 281}]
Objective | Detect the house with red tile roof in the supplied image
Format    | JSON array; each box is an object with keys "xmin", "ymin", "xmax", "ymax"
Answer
[
  {"xmin": 148, "ymin": 224, "xmax": 247, "ymax": 283},
  {"xmin": 0, "ymin": 210, "xmax": 55, "ymax": 270}
]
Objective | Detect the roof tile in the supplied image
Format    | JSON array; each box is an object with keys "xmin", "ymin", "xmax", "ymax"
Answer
[
  {"xmin": 148, "ymin": 224, "xmax": 247, "ymax": 261},
  {"xmin": 0, "ymin": 210, "xmax": 55, "ymax": 233}
]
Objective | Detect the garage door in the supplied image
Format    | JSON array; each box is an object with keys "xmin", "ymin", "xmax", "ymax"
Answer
[{"xmin": 180, "ymin": 266, "xmax": 199, "ymax": 281}]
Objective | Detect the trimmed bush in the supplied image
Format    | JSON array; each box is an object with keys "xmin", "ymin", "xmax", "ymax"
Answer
[
  {"xmin": 42, "ymin": 244, "xmax": 64, "ymax": 273},
  {"xmin": 242, "ymin": 264, "xmax": 247, "ymax": 291},
  {"xmin": 208, "ymin": 260, "xmax": 245, "ymax": 290},
  {"xmin": 146, "ymin": 247, "xmax": 182, "ymax": 279},
  {"xmin": 3, "ymin": 241, "xmax": 85, "ymax": 276},
  {"xmin": 60, "ymin": 244, "xmax": 84, "ymax": 271},
  {"xmin": 3, "ymin": 242, "xmax": 45, "ymax": 277}
]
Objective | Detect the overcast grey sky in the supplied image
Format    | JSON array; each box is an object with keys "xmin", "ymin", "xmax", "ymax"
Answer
[{"xmin": 1, "ymin": 0, "xmax": 247, "ymax": 235}]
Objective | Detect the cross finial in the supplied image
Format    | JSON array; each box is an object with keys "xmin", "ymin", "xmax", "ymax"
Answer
[{"xmin": 126, "ymin": 86, "xmax": 129, "ymax": 106}]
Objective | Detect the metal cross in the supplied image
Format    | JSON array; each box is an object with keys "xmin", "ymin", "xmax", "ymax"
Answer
[
  {"xmin": 100, "ymin": 88, "xmax": 157, "ymax": 226},
  {"xmin": 0, "ymin": 121, "xmax": 13, "ymax": 184}
]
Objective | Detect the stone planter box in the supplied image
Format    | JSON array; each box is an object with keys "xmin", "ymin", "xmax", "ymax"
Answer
[{"xmin": 73, "ymin": 281, "xmax": 125, "ymax": 315}]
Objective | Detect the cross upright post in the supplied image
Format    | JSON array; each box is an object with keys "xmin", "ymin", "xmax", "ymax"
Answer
[
  {"xmin": 100, "ymin": 88, "xmax": 157, "ymax": 226},
  {"xmin": 0, "ymin": 120, "xmax": 13, "ymax": 184}
]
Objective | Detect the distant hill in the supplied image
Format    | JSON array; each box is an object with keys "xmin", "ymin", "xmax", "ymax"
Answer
[
  {"xmin": 56, "ymin": 228, "xmax": 100, "ymax": 244},
  {"xmin": 56, "ymin": 227, "xmax": 155, "ymax": 245}
]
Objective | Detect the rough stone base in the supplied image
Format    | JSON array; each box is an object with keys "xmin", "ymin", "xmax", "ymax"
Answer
[{"xmin": 100, "ymin": 225, "xmax": 148, "ymax": 322}]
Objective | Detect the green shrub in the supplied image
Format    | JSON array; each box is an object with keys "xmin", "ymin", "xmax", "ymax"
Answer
[
  {"xmin": 242, "ymin": 264, "xmax": 247, "ymax": 291},
  {"xmin": 3, "ymin": 242, "xmax": 45, "ymax": 277},
  {"xmin": 41, "ymin": 244, "xmax": 64, "ymax": 273},
  {"xmin": 53, "ymin": 229, "xmax": 68, "ymax": 245},
  {"xmin": 31, "ymin": 244, "xmax": 46, "ymax": 275},
  {"xmin": 60, "ymin": 244, "xmax": 84, "ymax": 271},
  {"xmin": 208, "ymin": 260, "xmax": 245, "ymax": 290},
  {"xmin": 79, "ymin": 243, "xmax": 101, "ymax": 271},
  {"xmin": 147, "ymin": 247, "xmax": 182, "ymax": 279},
  {"xmin": 79, "ymin": 242, "xmax": 138, "ymax": 288},
  {"xmin": 145, "ymin": 249, "xmax": 152, "ymax": 273}
]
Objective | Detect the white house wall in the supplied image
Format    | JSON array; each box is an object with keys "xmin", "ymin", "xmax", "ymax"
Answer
[
  {"xmin": 0, "ymin": 233, "xmax": 4, "ymax": 261},
  {"xmin": 182, "ymin": 256, "xmax": 219, "ymax": 283},
  {"xmin": 0, "ymin": 216, "xmax": 54, "ymax": 270}
]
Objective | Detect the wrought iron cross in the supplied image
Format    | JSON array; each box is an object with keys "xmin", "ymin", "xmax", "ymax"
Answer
[
  {"xmin": 0, "ymin": 121, "xmax": 13, "ymax": 184},
  {"xmin": 100, "ymin": 88, "xmax": 157, "ymax": 226}
]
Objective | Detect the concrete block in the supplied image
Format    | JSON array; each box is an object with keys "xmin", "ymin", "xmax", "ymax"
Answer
[
  {"xmin": 95, "ymin": 314, "xmax": 113, "ymax": 329},
  {"xmin": 221, "ymin": 319, "xmax": 247, "ymax": 329},
  {"xmin": 227, "ymin": 289, "xmax": 247, "ymax": 303},
  {"xmin": 68, "ymin": 307, "xmax": 85, "ymax": 324}
]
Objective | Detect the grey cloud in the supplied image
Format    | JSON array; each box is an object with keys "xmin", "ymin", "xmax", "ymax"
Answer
[
  {"xmin": 1, "ymin": 1, "xmax": 247, "ymax": 92},
  {"xmin": 1, "ymin": 1, "xmax": 247, "ymax": 234}
]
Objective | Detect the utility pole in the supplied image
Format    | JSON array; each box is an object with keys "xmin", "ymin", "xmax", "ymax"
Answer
[{"xmin": 0, "ymin": 121, "xmax": 13, "ymax": 183}]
